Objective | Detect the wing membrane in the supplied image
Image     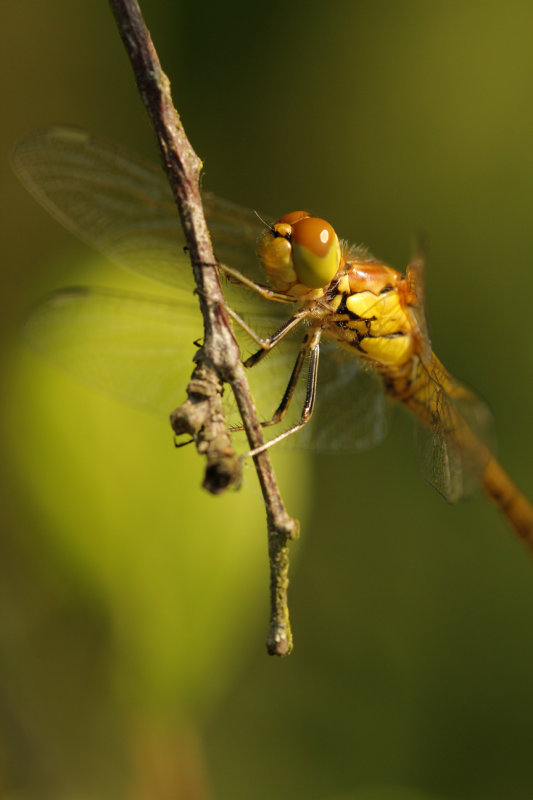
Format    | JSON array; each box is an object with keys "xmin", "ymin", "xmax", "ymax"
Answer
[
  {"xmin": 298, "ymin": 342, "xmax": 390, "ymax": 452},
  {"xmin": 23, "ymin": 286, "xmax": 200, "ymax": 417},
  {"xmin": 12, "ymin": 127, "xmax": 269, "ymax": 292},
  {"xmin": 403, "ymin": 242, "xmax": 495, "ymax": 501},
  {"xmin": 413, "ymin": 360, "xmax": 495, "ymax": 502}
]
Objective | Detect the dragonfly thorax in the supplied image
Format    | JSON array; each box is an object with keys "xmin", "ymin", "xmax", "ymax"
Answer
[
  {"xmin": 258, "ymin": 211, "xmax": 341, "ymax": 300},
  {"xmin": 324, "ymin": 260, "xmax": 417, "ymax": 370}
]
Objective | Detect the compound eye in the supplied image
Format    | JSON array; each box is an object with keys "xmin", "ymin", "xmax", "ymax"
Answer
[
  {"xmin": 277, "ymin": 210, "xmax": 310, "ymax": 226},
  {"xmin": 291, "ymin": 216, "xmax": 340, "ymax": 288}
]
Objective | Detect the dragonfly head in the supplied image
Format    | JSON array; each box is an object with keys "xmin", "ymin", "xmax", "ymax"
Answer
[{"xmin": 258, "ymin": 211, "xmax": 341, "ymax": 298}]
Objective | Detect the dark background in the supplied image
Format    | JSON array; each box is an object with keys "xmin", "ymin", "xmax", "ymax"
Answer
[{"xmin": 2, "ymin": 2, "xmax": 533, "ymax": 799}]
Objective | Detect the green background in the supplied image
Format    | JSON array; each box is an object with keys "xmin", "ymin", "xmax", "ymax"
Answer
[{"xmin": 2, "ymin": 1, "xmax": 533, "ymax": 798}]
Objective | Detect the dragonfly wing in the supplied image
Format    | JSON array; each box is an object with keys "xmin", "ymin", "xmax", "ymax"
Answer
[
  {"xmin": 309, "ymin": 342, "xmax": 391, "ymax": 453},
  {"xmin": 23, "ymin": 286, "xmax": 201, "ymax": 417},
  {"xmin": 403, "ymin": 241, "xmax": 495, "ymax": 500},
  {"xmin": 22, "ymin": 285, "xmax": 300, "ymax": 430},
  {"xmin": 302, "ymin": 342, "xmax": 391, "ymax": 452},
  {"xmin": 405, "ymin": 239, "xmax": 432, "ymax": 362},
  {"xmin": 203, "ymin": 193, "xmax": 271, "ymax": 282},
  {"xmin": 413, "ymin": 363, "xmax": 495, "ymax": 502},
  {"xmin": 415, "ymin": 415, "xmax": 472, "ymax": 503},
  {"xmin": 12, "ymin": 127, "xmax": 268, "ymax": 292}
]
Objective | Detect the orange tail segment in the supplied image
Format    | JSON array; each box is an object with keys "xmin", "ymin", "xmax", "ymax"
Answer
[{"xmin": 482, "ymin": 456, "xmax": 533, "ymax": 549}]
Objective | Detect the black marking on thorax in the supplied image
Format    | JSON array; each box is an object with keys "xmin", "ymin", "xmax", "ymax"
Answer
[{"xmin": 334, "ymin": 292, "xmax": 375, "ymax": 333}]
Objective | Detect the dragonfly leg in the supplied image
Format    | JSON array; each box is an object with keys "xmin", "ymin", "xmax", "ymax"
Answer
[
  {"xmin": 218, "ymin": 262, "xmax": 297, "ymax": 305},
  {"xmin": 225, "ymin": 306, "xmax": 311, "ymax": 364},
  {"xmin": 261, "ymin": 342, "xmax": 308, "ymax": 428},
  {"xmin": 230, "ymin": 335, "xmax": 308, "ymax": 434},
  {"xmin": 244, "ymin": 328, "xmax": 322, "ymax": 458}
]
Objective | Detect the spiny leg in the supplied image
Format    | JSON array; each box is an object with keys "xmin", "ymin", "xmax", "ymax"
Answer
[
  {"xmin": 262, "ymin": 343, "xmax": 308, "ymax": 428},
  {"xmin": 218, "ymin": 261, "xmax": 297, "ymax": 305},
  {"xmin": 224, "ymin": 307, "xmax": 312, "ymax": 366},
  {"xmin": 244, "ymin": 328, "xmax": 322, "ymax": 458},
  {"xmin": 230, "ymin": 335, "xmax": 308, "ymax": 434}
]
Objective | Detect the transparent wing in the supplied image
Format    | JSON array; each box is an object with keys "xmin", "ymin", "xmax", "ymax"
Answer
[
  {"xmin": 404, "ymin": 238, "xmax": 432, "ymax": 361},
  {"xmin": 403, "ymin": 241, "xmax": 495, "ymax": 501},
  {"xmin": 23, "ymin": 285, "xmax": 296, "ymax": 436},
  {"xmin": 23, "ymin": 286, "xmax": 201, "ymax": 417},
  {"xmin": 413, "ymin": 360, "xmax": 495, "ymax": 503},
  {"xmin": 12, "ymin": 126, "xmax": 270, "ymax": 293},
  {"xmin": 298, "ymin": 342, "xmax": 390, "ymax": 452}
]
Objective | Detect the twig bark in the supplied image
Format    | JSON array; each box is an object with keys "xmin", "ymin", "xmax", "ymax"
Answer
[{"xmin": 108, "ymin": 0, "xmax": 299, "ymax": 655}]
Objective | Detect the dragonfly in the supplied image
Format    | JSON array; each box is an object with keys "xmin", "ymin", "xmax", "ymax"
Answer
[{"xmin": 12, "ymin": 126, "xmax": 533, "ymax": 548}]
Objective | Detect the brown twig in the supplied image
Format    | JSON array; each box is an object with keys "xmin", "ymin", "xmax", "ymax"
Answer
[{"xmin": 108, "ymin": 0, "xmax": 299, "ymax": 655}]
